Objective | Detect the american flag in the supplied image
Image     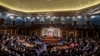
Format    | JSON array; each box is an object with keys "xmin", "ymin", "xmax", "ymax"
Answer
[{"xmin": 48, "ymin": 31, "xmax": 54, "ymax": 36}]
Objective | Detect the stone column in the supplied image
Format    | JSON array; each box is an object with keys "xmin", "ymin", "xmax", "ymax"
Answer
[
  {"xmin": 4, "ymin": 30, "xmax": 6, "ymax": 35},
  {"xmin": 15, "ymin": 30, "xmax": 16, "ymax": 34}
]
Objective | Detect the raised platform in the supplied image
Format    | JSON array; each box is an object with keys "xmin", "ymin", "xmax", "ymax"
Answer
[{"xmin": 40, "ymin": 36, "xmax": 61, "ymax": 44}]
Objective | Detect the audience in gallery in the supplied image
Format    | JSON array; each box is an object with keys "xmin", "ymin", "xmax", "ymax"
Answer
[{"xmin": 0, "ymin": 34, "xmax": 100, "ymax": 56}]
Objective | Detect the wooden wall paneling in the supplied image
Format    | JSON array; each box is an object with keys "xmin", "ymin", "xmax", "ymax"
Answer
[
  {"xmin": 75, "ymin": 30, "xmax": 77, "ymax": 37},
  {"xmin": 62, "ymin": 30, "xmax": 66, "ymax": 37},
  {"xmin": 66, "ymin": 31, "xmax": 68, "ymax": 37},
  {"xmin": 0, "ymin": 30, "xmax": 4, "ymax": 35},
  {"xmin": 36, "ymin": 30, "xmax": 41, "ymax": 36},
  {"xmin": 6, "ymin": 30, "xmax": 11, "ymax": 34},
  {"xmin": 68, "ymin": 30, "xmax": 77, "ymax": 37},
  {"xmin": 12, "ymin": 29, "xmax": 15, "ymax": 35}
]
